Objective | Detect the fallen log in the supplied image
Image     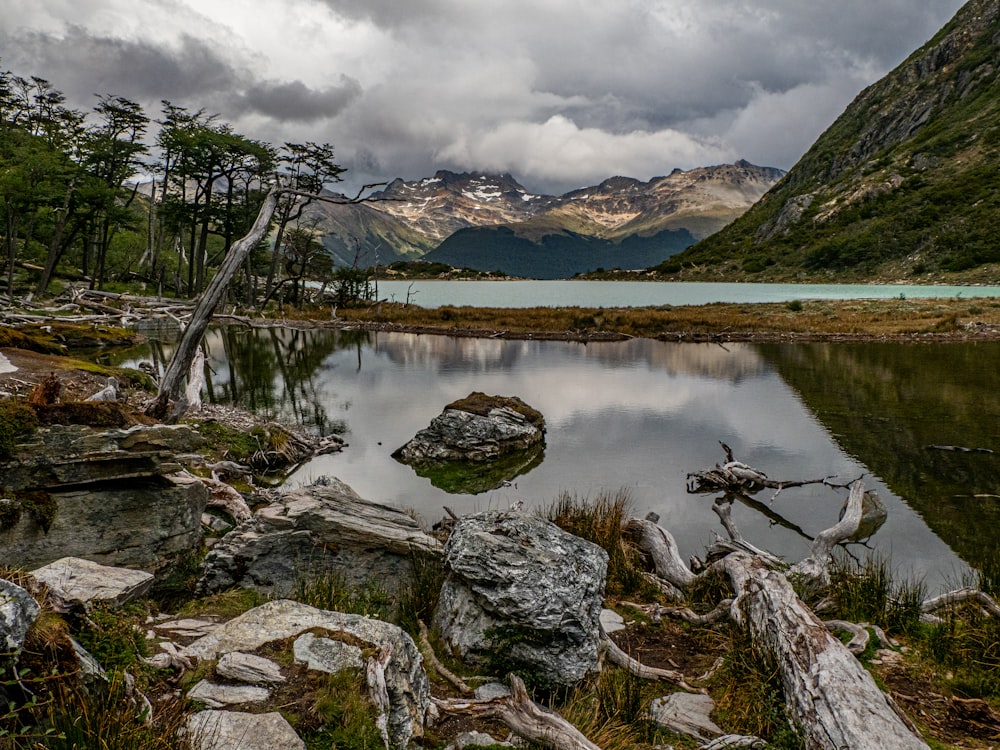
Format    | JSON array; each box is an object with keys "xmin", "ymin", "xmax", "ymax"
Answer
[{"xmin": 720, "ymin": 550, "xmax": 929, "ymax": 749}]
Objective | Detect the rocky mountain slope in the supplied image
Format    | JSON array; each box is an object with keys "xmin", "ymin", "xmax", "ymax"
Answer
[
  {"xmin": 306, "ymin": 163, "xmax": 783, "ymax": 277},
  {"xmin": 662, "ymin": 0, "xmax": 1000, "ymax": 282}
]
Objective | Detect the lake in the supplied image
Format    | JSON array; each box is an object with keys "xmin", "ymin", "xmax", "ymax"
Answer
[
  {"xmin": 373, "ymin": 280, "xmax": 1000, "ymax": 308},
  {"xmin": 111, "ymin": 325, "xmax": 1000, "ymax": 592}
]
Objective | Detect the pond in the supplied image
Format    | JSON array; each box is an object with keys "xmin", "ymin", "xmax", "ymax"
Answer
[
  {"xmin": 109, "ymin": 326, "xmax": 1000, "ymax": 592},
  {"xmin": 373, "ymin": 280, "xmax": 1000, "ymax": 308}
]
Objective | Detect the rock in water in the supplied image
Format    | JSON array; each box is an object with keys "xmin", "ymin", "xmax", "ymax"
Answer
[
  {"xmin": 393, "ymin": 393, "xmax": 546, "ymax": 493},
  {"xmin": 433, "ymin": 509, "xmax": 607, "ymax": 687},
  {"xmin": 393, "ymin": 392, "xmax": 545, "ymax": 463}
]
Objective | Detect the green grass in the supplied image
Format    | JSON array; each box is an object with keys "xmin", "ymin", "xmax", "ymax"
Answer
[{"xmin": 544, "ymin": 489, "xmax": 657, "ymax": 598}]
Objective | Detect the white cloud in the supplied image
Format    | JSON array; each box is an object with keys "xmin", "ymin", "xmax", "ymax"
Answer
[{"xmin": 0, "ymin": 0, "xmax": 968, "ymax": 193}]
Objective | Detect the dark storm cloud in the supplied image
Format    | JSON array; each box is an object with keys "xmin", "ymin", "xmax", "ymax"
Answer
[
  {"xmin": 232, "ymin": 76, "xmax": 363, "ymax": 123},
  {"xmin": 0, "ymin": 25, "xmax": 245, "ymax": 109}
]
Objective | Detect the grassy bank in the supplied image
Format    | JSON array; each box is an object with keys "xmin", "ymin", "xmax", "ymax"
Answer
[{"xmin": 316, "ymin": 296, "xmax": 1000, "ymax": 341}]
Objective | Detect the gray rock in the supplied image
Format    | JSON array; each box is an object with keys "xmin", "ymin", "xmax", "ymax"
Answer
[
  {"xmin": 650, "ymin": 692, "xmax": 723, "ymax": 741},
  {"xmin": 0, "ymin": 424, "xmax": 203, "ymax": 492},
  {"xmin": 216, "ymin": 652, "xmax": 285, "ymax": 685},
  {"xmin": 293, "ymin": 632, "xmax": 364, "ymax": 673},
  {"xmin": 197, "ymin": 477, "xmax": 441, "ymax": 596},
  {"xmin": 155, "ymin": 617, "xmax": 221, "ymax": 639},
  {"xmin": 181, "ymin": 599, "xmax": 430, "ymax": 750},
  {"xmin": 448, "ymin": 730, "xmax": 515, "ymax": 749},
  {"xmin": 600, "ymin": 608, "xmax": 626, "ymax": 634},
  {"xmin": 474, "ymin": 681, "xmax": 511, "ymax": 701},
  {"xmin": 186, "ymin": 710, "xmax": 304, "ymax": 750},
  {"xmin": 394, "ymin": 398, "xmax": 544, "ymax": 463},
  {"xmin": 0, "ymin": 471, "xmax": 207, "ymax": 574},
  {"xmin": 0, "ymin": 578, "xmax": 39, "ymax": 653},
  {"xmin": 433, "ymin": 510, "xmax": 608, "ymax": 686},
  {"xmin": 31, "ymin": 557, "xmax": 154, "ymax": 612},
  {"xmin": 187, "ymin": 680, "xmax": 271, "ymax": 708}
]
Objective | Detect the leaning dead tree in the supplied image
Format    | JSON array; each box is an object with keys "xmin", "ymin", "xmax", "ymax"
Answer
[{"xmin": 145, "ymin": 180, "xmax": 385, "ymax": 421}]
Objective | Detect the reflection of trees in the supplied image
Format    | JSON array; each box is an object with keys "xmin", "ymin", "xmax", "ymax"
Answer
[
  {"xmin": 210, "ymin": 326, "xmax": 372, "ymax": 433},
  {"xmin": 758, "ymin": 342, "xmax": 1000, "ymax": 572}
]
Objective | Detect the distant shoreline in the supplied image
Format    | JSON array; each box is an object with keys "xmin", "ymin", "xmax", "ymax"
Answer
[{"xmin": 279, "ymin": 296, "xmax": 1000, "ymax": 343}]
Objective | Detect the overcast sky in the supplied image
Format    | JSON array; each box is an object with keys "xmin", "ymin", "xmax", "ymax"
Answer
[{"xmin": 0, "ymin": 0, "xmax": 967, "ymax": 195}]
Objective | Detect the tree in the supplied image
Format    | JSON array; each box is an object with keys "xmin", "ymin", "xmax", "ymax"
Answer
[
  {"xmin": 80, "ymin": 95, "xmax": 149, "ymax": 290},
  {"xmin": 262, "ymin": 141, "xmax": 345, "ymax": 304}
]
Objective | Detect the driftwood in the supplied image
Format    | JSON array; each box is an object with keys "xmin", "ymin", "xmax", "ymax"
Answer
[
  {"xmin": 920, "ymin": 586, "xmax": 1000, "ymax": 624},
  {"xmin": 417, "ymin": 620, "xmax": 472, "ymax": 695},
  {"xmin": 624, "ymin": 516, "xmax": 696, "ymax": 590},
  {"xmin": 720, "ymin": 550, "xmax": 929, "ymax": 749},
  {"xmin": 433, "ymin": 675, "xmax": 601, "ymax": 750},
  {"xmin": 200, "ymin": 477, "xmax": 253, "ymax": 523},
  {"xmin": 687, "ymin": 442, "xmax": 839, "ymax": 498},
  {"xmin": 625, "ymin": 465, "xmax": 939, "ymax": 748},
  {"xmin": 789, "ymin": 479, "xmax": 865, "ymax": 584}
]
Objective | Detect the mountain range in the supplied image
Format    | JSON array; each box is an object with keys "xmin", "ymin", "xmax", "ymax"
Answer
[
  {"xmin": 662, "ymin": 0, "xmax": 1000, "ymax": 282},
  {"xmin": 306, "ymin": 162, "xmax": 784, "ymax": 279}
]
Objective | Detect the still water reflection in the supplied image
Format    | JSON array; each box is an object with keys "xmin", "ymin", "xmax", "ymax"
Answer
[{"xmin": 113, "ymin": 327, "xmax": 1000, "ymax": 591}]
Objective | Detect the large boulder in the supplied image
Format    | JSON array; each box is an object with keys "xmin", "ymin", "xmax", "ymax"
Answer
[
  {"xmin": 0, "ymin": 424, "xmax": 208, "ymax": 574},
  {"xmin": 393, "ymin": 393, "xmax": 546, "ymax": 493},
  {"xmin": 433, "ymin": 510, "xmax": 608, "ymax": 687},
  {"xmin": 197, "ymin": 477, "xmax": 442, "ymax": 596},
  {"xmin": 181, "ymin": 599, "xmax": 431, "ymax": 750},
  {"xmin": 0, "ymin": 473, "xmax": 207, "ymax": 573}
]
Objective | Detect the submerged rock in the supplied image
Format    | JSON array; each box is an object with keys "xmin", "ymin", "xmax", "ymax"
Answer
[{"xmin": 433, "ymin": 509, "xmax": 607, "ymax": 687}]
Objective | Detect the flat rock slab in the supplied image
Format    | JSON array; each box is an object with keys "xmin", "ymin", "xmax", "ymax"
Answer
[
  {"xmin": 293, "ymin": 632, "xmax": 364, "ymax": 673},
  {"xmin": 155, "ymin": 617, "xmax": 222, "ymax": 639},
  {"xmin": 600, "ymin": 608, "xmax": 626, "ymax": 634},
  {"xmin": 186, "ymin": 710, "xmax": 304, "ymax": 750},
  {"xmin": 198, "ymin": 477, "xmax": 442, "ymax": 596},
  {"xmin": 31, "ymin": 557, "xmax": 153, "ymax": 612},
  {"xmin": 217, "ymin": 652, "xmax": 285, "ymax": 685},
  {"xmin": 650, "ymin": 692, "xmax": 723, "ymax": 741},
  {"xmin": 187, "ymin": 680, "xmax": 270, "ymax": 708}
]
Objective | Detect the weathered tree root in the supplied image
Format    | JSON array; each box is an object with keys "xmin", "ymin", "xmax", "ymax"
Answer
[
  {"xmin": 920, "ymin": 586, "xmax": 1000, "ymax": 624},
  {"xmin": 432, "ymin": 674, "xmax": 601, "ymax": 750},
  {"xmin": 686, "ymin": 442, "xmax": 841, "ymax": 498},
  {"xmin": 417, "ymin": 619, "xmax": 472, "ymax": 695},
  {"xmin": 599, "ymin": 627, "xmax": 701, "ymax": 693}
]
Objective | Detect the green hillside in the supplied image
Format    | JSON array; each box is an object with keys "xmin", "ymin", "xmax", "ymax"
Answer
[
  {"xmin": 659, "ymin": 0, "xmax": 1000, "ymax": 282},
  {"xmin": 425, "ymin": 225, "xmax": 695, "ymax": 279}
]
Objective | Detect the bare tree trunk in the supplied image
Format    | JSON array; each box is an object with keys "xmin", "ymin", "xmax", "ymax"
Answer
[{"xmin": 146, "ymin": 185, "xmax": 280, "ymax": 419}]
